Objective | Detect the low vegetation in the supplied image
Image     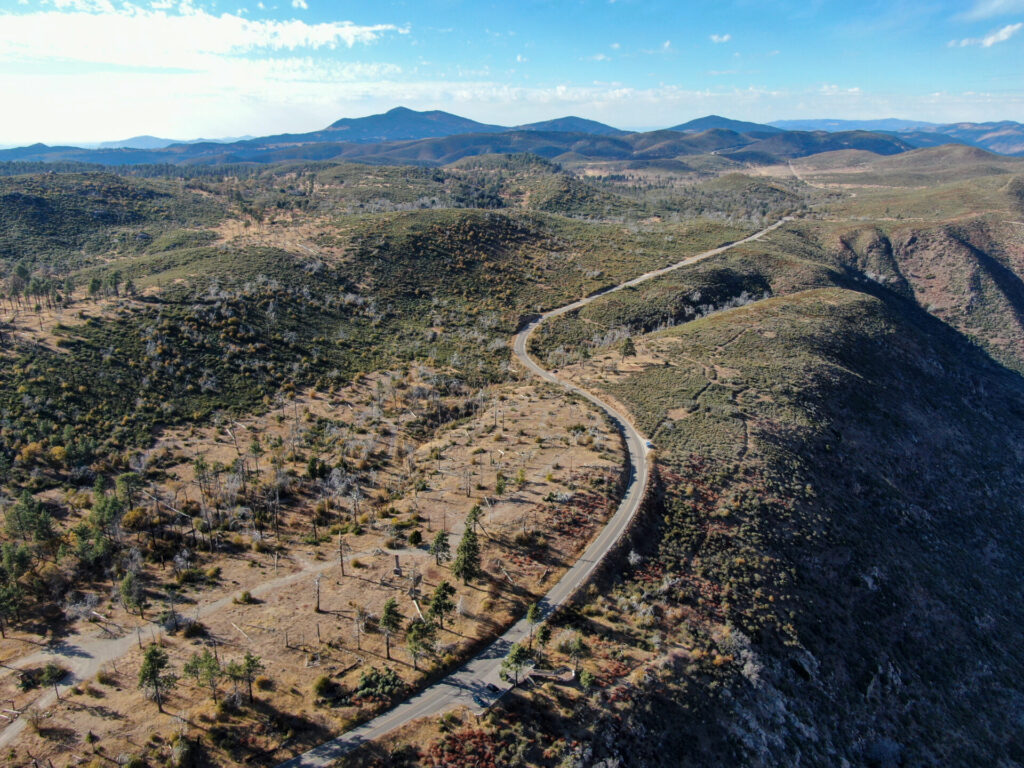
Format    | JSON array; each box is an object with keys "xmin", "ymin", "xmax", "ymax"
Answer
[{"xmin": 2, "ymin": 148, "xmax": 1023, "ymax": 767}]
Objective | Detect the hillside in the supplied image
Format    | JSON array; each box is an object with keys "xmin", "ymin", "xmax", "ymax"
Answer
[
  {"xmin": 1, "ymin": 154, "xmax": 1023, "ymax": 768},
  {"xmin": 338, "ymin": 159, "xmax": 1024, "ymax": 767},
  {"xmin": 498, "ymin": 284, "xmax": 1024, "ymax": 766}
]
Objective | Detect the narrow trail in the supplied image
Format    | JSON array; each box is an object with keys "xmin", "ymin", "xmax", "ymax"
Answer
[{"xmin": 276, "ymin": 216, "xmax": 791, "ymax": 767}]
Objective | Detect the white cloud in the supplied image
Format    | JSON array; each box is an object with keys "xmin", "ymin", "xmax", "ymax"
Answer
[
  {"xmin": 949, "ymin": 21, "xmax": 1023, "ymax": 47},
  {"xmin": 819, "ymin": 83, "xmax": 862, "ymax": 96},
  {"xmin": 0, "ymin": 3, "xmax": 404, "ymax": 72},
  {"xmin": 610, "ymin": 42, "xmax": 620, "ymax": 50},
  {"xmin": 710, "ymin": 33, "xmax": 731, "ymax": 43},
  {"xmin": 515, "ymin": 54, "xmax": 528, "ymax": 63},
  {"xmin": 291, "ymin": 0, "xmax": 308, "ymax": 8},
  {"xmin": 586, "ymin": 53, "xmax": 611, "ymax": 61},
  {"xmin": 961, "ymin": 0, "xmax": 1024, "ymax": 20}
]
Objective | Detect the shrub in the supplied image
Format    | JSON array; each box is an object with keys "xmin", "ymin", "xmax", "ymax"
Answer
[
  {"xmin": 312, "ymin": 675, "xmax": 335, "ymax": 699},
  {"xmin": 255, "ymin": 675, "xmax": 274, "ymax": 691}
]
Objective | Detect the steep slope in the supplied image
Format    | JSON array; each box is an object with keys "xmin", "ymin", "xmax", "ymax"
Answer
[
  {"xmin": 827, "ymin": 218, "xmax": 1024, "ymax": 372},
  {"xmin": 500, "ymin": 281, "xmax": 1024, "ymax": 767}
]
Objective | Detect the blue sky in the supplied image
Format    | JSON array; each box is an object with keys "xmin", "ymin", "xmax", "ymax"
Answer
[{"xmin": 1, "ymin": 0, "xmax": 1023, "ymax": 143}]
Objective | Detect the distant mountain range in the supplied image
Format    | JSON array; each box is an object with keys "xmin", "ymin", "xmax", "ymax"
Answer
[
  {"xmin": 769, "ymin": 118, "xmax": 941, "ymax": 132},
  {"xmin": 2, "ymin": 106, "xmax": 1023, "ymax": 167}
]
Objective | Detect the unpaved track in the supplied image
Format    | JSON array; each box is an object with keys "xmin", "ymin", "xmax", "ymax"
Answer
[{"xmin": 276, "ymin": 217, "xmax": 791, "ymax": 767}]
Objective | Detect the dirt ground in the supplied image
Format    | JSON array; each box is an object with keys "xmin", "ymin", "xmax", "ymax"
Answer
[{"xmin": 0, "ymin": 363, "xmax": 625, "ymax": 767}]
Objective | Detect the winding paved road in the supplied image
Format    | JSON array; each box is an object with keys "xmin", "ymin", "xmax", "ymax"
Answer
[{"xmin": 277, "ymin": 217, "xmax": 790, "ymax": 767}]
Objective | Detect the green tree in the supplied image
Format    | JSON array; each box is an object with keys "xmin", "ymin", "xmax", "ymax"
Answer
[
  {"xmin": 452, "ymin": 527, "xmax": 481, "ymax": 585},
  {"xmin": 0, "ymin": 583, "xmax": 24, "ymax": 638},
  {"xmin": 466, "ymin": 505, "xmax": 482, "ymax": 532},
  {"xmin": 114, "ymin": 472, "xmax": 140, "ymax": 510},
  {"xmin": 501, "ymin": 642, "xmax": 531, "ymax": 686},
  {"xmin": 535, "ymin": 623, "xmax": 551, "ymax": 658},
  {"xmin": 561, "ymin": 633, "xmax": 591, "ymax": 675},
  {"xmin": 0, "ymin": 542, "xmax": 31, "ymax": 584},
  {"xmin": 526, "ymin": 602, "xmax": 541, "ymax": 648},
  {"xmin": 226, "ymin": 652, "xmax": 264, "ymax": 704},
  {"xmin": 5, "ymin": 492, "xmax": 54, "ymax": 544},
  {"xmin": 621, "ymin": 336, "xmax": 637, "ymax": 357},
  {"xmin": 579, "ymin": 668, "xmax": 596, "ymax": 692},
  {"xmin": 379, "ymin": 597, "xmax": 402, "ymax": 660},
  {"xmin": 138, "ymin": 644, "xmax": 176, "ymax": 713},
  {"xmin": 120, "ymin": 571, "xmax": 146, "ymax": 618},
  {"xmin": 429, "ymin": 530, "xmax": 451, "ymax": 566},
  {"xmin": 405, "ymin": 618, "xmax": 436, "ymax": 671},
  {"xmin": 40, "ymin": 663, "xmax": 66, "ymax": 700},
  {"xmin": 183, "ymin": 648, "xmax": 223, "ymax": 703},
  {"xmin": 427, "ymin": 580, "xmax": 456, "ymax": 629}
]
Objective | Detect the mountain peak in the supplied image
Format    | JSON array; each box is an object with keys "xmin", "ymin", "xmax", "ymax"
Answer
[
  {"xmin": 515, "ymin": 116, "xmax": 629, "ymax": 136},
  {"xmin": 670, "ymin": 115, "xmax": 782, "ymax": 135},
  {"xmin": 326, "ymin": 106, "xmax": 505, "ymax": 142}
]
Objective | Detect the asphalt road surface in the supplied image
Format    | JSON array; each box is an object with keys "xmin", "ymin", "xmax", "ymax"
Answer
[{"xmin": 276, "ymin": 217, "xmax": 790, "ymax": 767}]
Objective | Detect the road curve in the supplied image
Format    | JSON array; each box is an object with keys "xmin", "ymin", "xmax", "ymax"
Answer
[{"xmin": 277, "ymin": 217, "xmax": 790, "ymax": 768}]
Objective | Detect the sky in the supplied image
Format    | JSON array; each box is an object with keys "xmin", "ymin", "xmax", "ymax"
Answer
[{"xmin": 1, "ymin": 0, "xmax": 1023, "ymax": 144}]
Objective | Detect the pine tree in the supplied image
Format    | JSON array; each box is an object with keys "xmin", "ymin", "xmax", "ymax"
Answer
[
  {"xmin": 526, "ymin": 602, "xmax": 541, "ymax": 648},
  {"xmin": 120, "ymin": 571, "xmax": 146, "ymax": 618},
  {"xmin": 427, "ymin": 580, "xmax": 456, "ymax": 629},
  {"xmin": 406, "ymin": 618, "xmax": 436, "ymax": 671},
  {"xmin": 138, "ymin": 644, "xmax": 176, "ymax": 713},
  {"xmin": 501, "ymin": 642, "xmax": 531, "ymax": 686},
  {"xmin": 40, "ymin": 663, "xmax": 65, "ymax": 700},
  {"xmin": 535, "ymin": 623, "xmax": 551, "ymax": 659},
  {"xmin": 183, "ymin": 648, "xmax": 222, "ymax": 703},
  {"xmin": 379, "ymin": 597, "xmax": 402, "ymax": 660},
  {"xmin": 429, "ymin": 530, "xmax": 451, "ymax": 565},
  {"xmin": 226, "ymin": 652, "xmax": 264, "ymax": 704},
  {"xmin": 452, "ymin": 527, "xmax": 481, "ymax": 585}
]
